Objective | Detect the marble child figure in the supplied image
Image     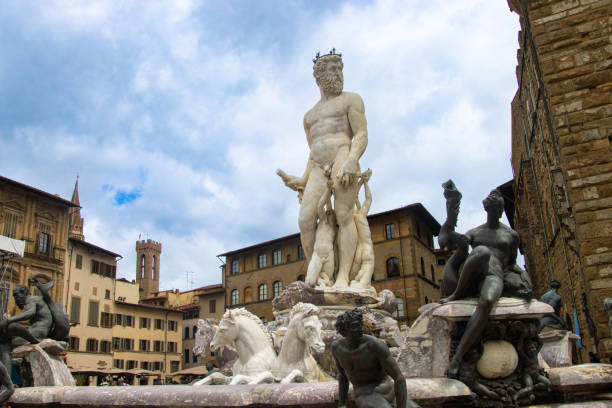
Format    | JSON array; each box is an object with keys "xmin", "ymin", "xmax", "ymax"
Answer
[
  {"xmin": 305, "ymin": 176, "xmax": 336, "ymax": 287},
  {"xmin": 349, "ymin": 169, "xmax": 374, "ymax": 289},
  {"xmin": 278, "ymin": 49, "xmax": 369, "ymax": 289},
  {"xmin": 331, "ymin": 309, "xmax": 420, "ymax": 408}
]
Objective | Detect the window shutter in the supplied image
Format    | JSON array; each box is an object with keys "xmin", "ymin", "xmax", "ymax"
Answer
[{"xmin": 70, "ymin": 297, "xmax": 81, "ymax": 324}]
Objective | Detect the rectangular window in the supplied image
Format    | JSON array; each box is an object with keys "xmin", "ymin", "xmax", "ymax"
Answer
[
  {"xmin": 123, "ymin": 315, "xmax": 134, "ymax": 327},
  {"xmin": 3, "ymin": 213, "xmax": 18, "ymax": 238},
  {"xmin": 153, "ymin": 361, "xmax": 163, "ymax": 371},
  {"xmin": 272, "ymin": 249, "xmax": 281, "ymax": 265},
  {"xmin": 140, "ymin": 339, "xmax": 150, "ymax": 351},
  {"xmin": 70, "ymin": 297, "xmax": 81, "ymax": 324},
  {"xmin": 167, "ymin": 341, "xmax": 177, "ymax": 353},
  {"xmin": 37, "ymin": 232, "xmax": 50, "ymax": 255},
  {"xmin": 100, "ymin": 340, "xmax": 111, "ymax": 353},
  {"xmin": 154, "ymin": 319, "xmax": 164, "ymax": 330},
  {"xmin": 392, "ymin": 297, "xmax": 405, "ymax": 318},
  {"xmin": 91, "ymin": 260, "xmax": 100, "ymax": 275},
  {"xmin": 112, "ymin": 337, "xmax": 121, "ymax": 351},
  {"xmin": 100, "ymin": 312, "xmax": 113, "ymax": 328},
  {"xmin": 104, "ymin": 289, "xmax": 111, "ymax": 299},
  {"xmin": 69, "ymin": 336, "xmax": 80, "ymax": 351},
  {"xmin": 297, "ymin": 245, "xmax": 304, "ymax": 260},
  {"xmin": 140, "ymin": 361, "xmax": 150, "ymax": 370},
  {"xmin": 115, "ymin": 314, "xmax": 122, "ymax": 326},
  {"xmin": 231, "ymin": 259, "xmax": 239, "ymax": 275},
  {"xmin": 88, "ymin": 301, "xmax": 99, "ymax": 326},
  {"xmin": 170, "ymin": 361, "xmax": 180, "ymax": 373},
  {"xmin": 139, "ymin": 317, "xmax": 150, "ymax": 329},
  {"xmin": 168, "ymin": 320, "xmax": 177, "ymax": 331},
  {"xmin": 86, "ymin": 338, "xmax": 98, "ymax": 352},
  {"xmin": 385, "ymin": 223, "xmax": 396, "ymax": 240},
  {"xmin": 153, "ymin": 340, "xmax": 163, "ymax": 352},
  {"xmin": 209, "ymin": 299, "xmax": 216, "ymax": 314},
  {"xmin": 75, "ymin": 254, "xmax": 83, "ymax": 269},
  {"xmin": 127, "ymin": 360, "xmax": 137, "ymax": 370},
  {"xmin": 113, "ymin": 359, "xmax": 124, "ymax": 369},
  {"xmin": 257, "ymin": 253, "xmax": 266, "ymax": 268},
  {"xmin": 184, "ymin": 349, "xmax": 189, "ymax": 363},
  {"xmin": 121, "ymin": 338, "xmax": 133, "ymax": 351}
]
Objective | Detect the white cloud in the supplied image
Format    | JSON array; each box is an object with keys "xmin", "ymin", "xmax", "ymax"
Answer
[{"xmin": 0, "ymin": 0, "xmax": 522, "ymax": 291}]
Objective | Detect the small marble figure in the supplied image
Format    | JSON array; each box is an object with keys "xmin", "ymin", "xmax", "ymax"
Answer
[
  {"xmin": 306, "ymin": 176, "xmax": 336, "ymax": 287},
  {"xmin": 438, "ymin": 183, "xmax": 533, "ymax": 378},
  {"xmin": 538, "ymin": 280, "xmax": 568, "ymax": 331},
  {"xmin": 349, "ymin": 169, "xmax": 375, "ymax": 289},
  {"xmin": 331, "ymin": 309, "xmax": 420, "ymax": 408}
]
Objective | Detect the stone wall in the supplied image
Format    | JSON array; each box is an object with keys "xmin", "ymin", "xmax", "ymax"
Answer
[{"xmin": 508, "ymin": 0, "xmax": 612, "ymax": 359}]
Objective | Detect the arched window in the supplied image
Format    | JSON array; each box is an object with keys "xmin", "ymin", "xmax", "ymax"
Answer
[
  {"xmin": 273, "ymin": 281, "xmax": 282, "ymax": 299},
  {"xmin": 152, "ymin": 255, "xmax": 156, "ymax": 280},
  {"xmin": 392, "ymin": 297, "xmax": 404, "ymax": 318},
  {"xmin": 140, "ymin": 255, "xmax": 145, "ymax": 279},
  {"xmin": 386, "ymin": 257, "xmax": 400, "ymax": 278},
  {"xmin": 420, "ymin": 258, "xmax": 425, "ymax": 276},
  {"xmin": 231, "ymin": 290, "xmax": 239, "ymax": 305},
  {"xmin": 193, "ymin": 325, "xmax": 197, "ymax": 338},
  {"xmin": 244, "ymin": 287, "xmax": 253, "ymax": 303},
  {"xmin": 184, "ymin": 327, "xmax": 190, "ymax": 339},
  {"xmin": 297, "ymin": 274, "xmax": 305, "ymax": 282},
  {"xmin": 258, "ymin": 284, "xmax": 268, "ymax": 301},
  {"xmin": 430, "ymin": 265, "xmax": 435, "ymax": 282}
]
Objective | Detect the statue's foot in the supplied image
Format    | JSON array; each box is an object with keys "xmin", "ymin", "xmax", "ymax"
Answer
[
  {"xmin": 446, "ymin": 360, "xmax": 460, "ymax": 379},
  {"xmin": 438, "ymin": 294, "xmax": 456, "ymax": 304},
  {"xmin": 333, "ymin": 279, "xmax": 349, "ymax": 289}
]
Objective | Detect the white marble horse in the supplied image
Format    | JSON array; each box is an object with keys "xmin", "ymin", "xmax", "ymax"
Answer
[
  {"xmin": 272, "ymin": 302, "xmax": 328, "ymax": 382},
  {"xmin": 198, "ymin": 303, "xmax": 328, "ymax": 385},
  {"xmin": 208, "ymin": 308, "xmax": 276, "ymax": 384}
]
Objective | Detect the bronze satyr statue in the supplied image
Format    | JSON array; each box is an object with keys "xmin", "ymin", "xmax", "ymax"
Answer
[
  {"xmin": 331, "ymin": 309, "xmax": 420, "ymax": 408},
  {"xmin": 0, "ymin": 280, "xmax": 69, "ymax": 403},
  {"xmin": 438, "ymin": 181, "xmax": 533, "ymax": 378}
]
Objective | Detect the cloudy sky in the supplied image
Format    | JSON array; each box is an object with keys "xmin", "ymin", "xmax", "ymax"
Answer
[{"xmin": 0, "ymin": 0, "xmax": 522, "ymax": 291}]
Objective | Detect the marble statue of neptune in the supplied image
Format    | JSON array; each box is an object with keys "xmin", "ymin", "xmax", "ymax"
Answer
[{"xmin": 278, "ymin": 50, "xmax": 371, "ymax": 289}]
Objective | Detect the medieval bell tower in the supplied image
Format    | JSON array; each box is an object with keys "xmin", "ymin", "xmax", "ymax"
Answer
[{"xmin": 135, "ymin": 239, "xmax": 161, "ymax": 300}]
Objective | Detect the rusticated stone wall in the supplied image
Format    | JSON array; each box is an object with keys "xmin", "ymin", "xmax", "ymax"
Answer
[{"xmin": 508, "ymin": 0, "xmax": 612, "ymax": 360}]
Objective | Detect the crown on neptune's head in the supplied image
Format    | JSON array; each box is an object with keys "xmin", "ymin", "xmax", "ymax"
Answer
[{"xmin": 313, "ymin": 48, "xmax": 342, "ymax": 63}]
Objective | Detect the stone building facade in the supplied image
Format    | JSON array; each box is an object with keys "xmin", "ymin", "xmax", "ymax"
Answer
[
  {"xmin": 507, "ymin": 0, "xmax": 612, "ymax": 360},
  {"xmin": 221, "ymin": 204, "xmax": 447, "ymax": 325},
  {"xmin": 63, "ymin": 180, "xmax": 182, "ymax": 384},
  {"xmin": 0, "ymin": 175, "xmax": 75, "ymax": 315}
]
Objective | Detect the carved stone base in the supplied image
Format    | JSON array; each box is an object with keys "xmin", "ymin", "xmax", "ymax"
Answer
[
  {"xmin": 269, "ymin": 285, "xmax": 401, "ymax": 378},
  {"xmin": 272, "ymin": 281, "xmax": 378, "ymax": 312},
  {"xmin": 398, "ymin": 298, "xmax": 555, "ymax": 407},
  {"xmin": 12, "ymin": 339, "xmax": 75, "ymax": 387},
  {"xmin": 539, "ymin": 328, "xmax": 581, "ymax": 368}
]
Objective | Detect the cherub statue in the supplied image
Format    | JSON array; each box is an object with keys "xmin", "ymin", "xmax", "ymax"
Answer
[
  {"xmin": 305, "ymin": 173, "xmax": 336, "ymax": 287},
  {"xmin": 514, "ymin": 338, "xmax": 552, "ymax": 403},
  {"xmin": 349, "ymin": 169, "xmax": 374, "ymax": 289}
]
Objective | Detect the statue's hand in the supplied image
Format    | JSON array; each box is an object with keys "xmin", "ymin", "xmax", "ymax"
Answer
[
  {"xmin": 338, "ymin": 158, "xmax": 359, "ymax": 188},
  {"xmin": 276, "ymin": 169, "xmax": 306, "ymax": 192}
]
